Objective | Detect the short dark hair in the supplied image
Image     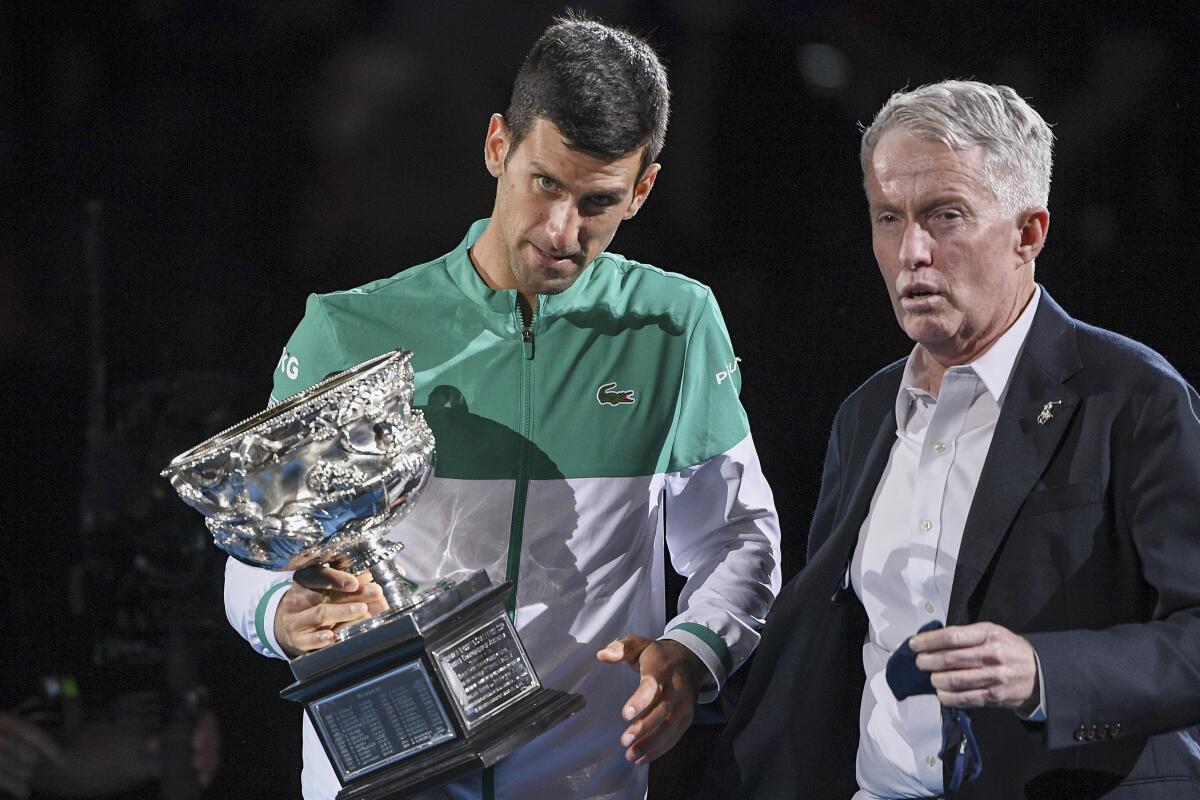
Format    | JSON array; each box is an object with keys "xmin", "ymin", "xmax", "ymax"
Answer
[{"xmin": 504, "ymin": 12, "xmax": 670, "ymax": 176}]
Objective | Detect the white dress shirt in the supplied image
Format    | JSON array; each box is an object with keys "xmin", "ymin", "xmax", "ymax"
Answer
[{"xmin": 851, "ymin": 288, "xmax": 1041, "ymax": 800}]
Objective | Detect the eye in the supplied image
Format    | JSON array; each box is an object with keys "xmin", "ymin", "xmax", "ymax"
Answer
[
  {"xmin": 585, "ymin": 194, "xmax": 618, "ymax": 209},
  {"xmin": 874, "ymin": 212, "xmax": 898, "ymax": 226},
  {"xmin": 536, "ymin": 175, "xmax": 557, "ymax": 192}
]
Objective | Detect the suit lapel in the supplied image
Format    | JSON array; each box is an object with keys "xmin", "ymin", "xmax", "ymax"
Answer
[{"xmin": 948, "ymin": 290, "xmax": 1083, "ymax": 624}]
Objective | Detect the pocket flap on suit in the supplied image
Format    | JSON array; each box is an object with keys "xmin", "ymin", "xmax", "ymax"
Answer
[{"xmin": 1017, "ymin": 478, "xmax": 1104, "ymax": 518}]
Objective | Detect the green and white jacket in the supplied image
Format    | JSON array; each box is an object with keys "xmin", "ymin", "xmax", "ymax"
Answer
[{"xmin": 224, "ymin": 220, "xmax": 781, "ymax": 800}]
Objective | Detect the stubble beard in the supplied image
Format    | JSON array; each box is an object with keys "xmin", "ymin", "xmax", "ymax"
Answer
[{"xmin": 508, "ymin": 244, "xmax": 583, "ymax": 298}]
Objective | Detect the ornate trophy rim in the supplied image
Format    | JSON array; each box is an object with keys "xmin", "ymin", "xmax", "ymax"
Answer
[
  {"xmin": 159, "ymin": 347, "xmax": 434, "ymax": 573},
  {"xmin": 160, "ymin": 349, "xmax": 402, "ymax": 478}
]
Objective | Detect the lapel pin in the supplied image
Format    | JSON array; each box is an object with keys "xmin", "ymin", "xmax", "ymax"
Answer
[{"xmin": 1037, "ymin": 400, "xmax": 1063, "ymax": 426}]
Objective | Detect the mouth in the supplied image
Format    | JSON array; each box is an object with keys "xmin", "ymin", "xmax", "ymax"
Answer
[
  {"xmin": 529, "ymin": 243, "xmax": 580, "ymax": 270},
  {"xmin": 900, "ymin": 281, "xmax": 941, "ymax": 301}
]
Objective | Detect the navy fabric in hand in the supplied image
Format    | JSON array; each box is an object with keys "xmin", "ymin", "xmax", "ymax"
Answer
[
  {"xmin": 885, "ymin": 620, "xmax": 983, "ymax": 792},
  {"xmin": 886, "ymin": 620, "xmax": 942, "ymax": 699}
]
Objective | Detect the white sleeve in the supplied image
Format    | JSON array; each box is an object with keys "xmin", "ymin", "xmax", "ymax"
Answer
[
  {"xmin": 659, "ymin": 432, "xmax": 782, "ymax": 702},
  {"xmin": 1016, "ymin": 647, "xmax": 1048, "ymax": 722},
  {"xmin": 224, "ymin": 556, "xmax": 294, "ymax": 661}
]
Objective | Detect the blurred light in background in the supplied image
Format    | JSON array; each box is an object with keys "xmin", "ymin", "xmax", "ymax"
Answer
[{"xmin": 797, "ymin": 43, "xmax": 851, "ymax": 91}]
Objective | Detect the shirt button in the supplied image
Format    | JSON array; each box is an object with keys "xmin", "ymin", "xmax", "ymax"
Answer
[
  {"xmin": 923, "ymin": 600, "xmax": 935, "ymax": 614},
  {"xmin": 925, "ymin": 754, "xmax": 937, "ymax": 767},
  {"xmin": 920, "ymin": 519, "xmax": 933, "ymax": 532},
  {"xmin": 933, "ymin": 440, "xmax": 947, "ymax": 453}
]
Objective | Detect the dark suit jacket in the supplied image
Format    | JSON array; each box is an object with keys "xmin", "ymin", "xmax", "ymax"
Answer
[{"xmin": 702, "ymin": 289, "xmax": 1200, "ymax": 799}]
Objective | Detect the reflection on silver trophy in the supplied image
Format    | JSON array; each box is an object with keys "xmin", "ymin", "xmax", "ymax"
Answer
[
  {"xmin": 162, "ymin": 349, "xmax": 582, "ymax": 800},
  {"xmin": 164, "ymin": 348, "xmax": 435, "ymax": 624}
]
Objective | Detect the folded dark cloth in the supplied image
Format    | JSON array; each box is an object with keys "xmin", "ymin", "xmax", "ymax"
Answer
[
  {"xmin": 885, "ymin": 620, "xmax": 983, "ymax": 792},
  {"xmin": 887, "ymin": 620, "xmax": 942, "ymax": 699}
]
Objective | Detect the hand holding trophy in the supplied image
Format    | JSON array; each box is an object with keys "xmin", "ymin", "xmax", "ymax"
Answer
[
  {"xmin": 274, "ymin": 564, "xmax": 390, "ymax": 658},
  {"xmin": 162, "ymin": 349, "xmax": 582, "ymax": 800}
]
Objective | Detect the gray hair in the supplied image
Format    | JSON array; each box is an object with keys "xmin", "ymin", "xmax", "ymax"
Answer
[{"xmin": 860, "ymin": 80, "xmax": 1054, "ymax": 216}]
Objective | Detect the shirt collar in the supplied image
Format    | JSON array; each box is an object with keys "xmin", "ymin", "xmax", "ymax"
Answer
[{"xmin": 894, "ymin": 285, "xmax": 1042, "ymax": 424}]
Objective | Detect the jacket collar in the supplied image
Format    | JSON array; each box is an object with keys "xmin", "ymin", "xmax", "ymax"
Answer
[
  {"xmin": 444, "ymin": 218, "xmax": 602, "ymax": 320},
  {"xmin": 445, "ymin": 219, "xmax": 513, "ymax": 316}
]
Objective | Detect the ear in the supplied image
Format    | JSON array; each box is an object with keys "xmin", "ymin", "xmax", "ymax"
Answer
[
  {"xmin": 623, "ymin": 162, "xmax": 661, "ymax": 220},
  {"xmin": 484, "ymin": 114, "xmax": 511, "ymax": 178},
  {"xmin": 1016, "ymin": 207, "xmax": 1049, "ymax": 265}
]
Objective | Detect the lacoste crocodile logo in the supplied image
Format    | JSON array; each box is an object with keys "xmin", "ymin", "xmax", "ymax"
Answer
[{"xmin": 596, "ymin": 381, "xmax": 636, "ymax": 406}]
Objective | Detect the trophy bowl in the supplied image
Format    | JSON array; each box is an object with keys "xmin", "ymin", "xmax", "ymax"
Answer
[
  {"xmin": 161, "ymin": 349, "xmax": 583, "ymax": 799},
  {"xmin": 162, "ymin": 349, "xmax": 433, "ymax": 596}
]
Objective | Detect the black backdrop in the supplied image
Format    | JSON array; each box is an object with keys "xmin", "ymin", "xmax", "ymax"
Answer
[{"xmin": 4, "ymin": 2, "xmax": 1197, "ymax": 797}]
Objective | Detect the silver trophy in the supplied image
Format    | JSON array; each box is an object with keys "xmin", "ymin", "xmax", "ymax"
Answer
[{"xmin": 162, "ymin": 349, "xmax": 583, "ymax": 800}]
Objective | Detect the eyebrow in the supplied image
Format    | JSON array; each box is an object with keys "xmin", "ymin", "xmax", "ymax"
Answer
[
  {"xmin": 918, "ymin": 194, "xmax": 971, "ymax": 213},
  {"xmin": 869, "ymin": 194, "xmax": 972, "ymax": 217},
  {"xmin": 586, "ymin": 187, "xmax": 628, "ymax": 203}
]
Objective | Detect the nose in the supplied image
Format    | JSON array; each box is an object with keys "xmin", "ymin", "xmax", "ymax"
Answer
[
  {"xmin": 898, "ymin": 222, "xmax": 933, "ymax": 270},
  {"xmin": 545, "ymin": 200, "xmax": 581, "ymax": 255}
]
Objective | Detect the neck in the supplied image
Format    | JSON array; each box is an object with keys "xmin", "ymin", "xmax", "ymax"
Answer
[
  {"xmin": 920, "ymin": 285, "xmax": 1037, "ymax": 397},
  {"xmin": 924, "ymin": 353, "xmax": 947, "ymax": 397}
]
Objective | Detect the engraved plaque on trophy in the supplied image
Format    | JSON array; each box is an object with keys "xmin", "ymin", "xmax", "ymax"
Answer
[{"xmin": 162, "ymin": 350, "xmax": 584, "ymax": 799}]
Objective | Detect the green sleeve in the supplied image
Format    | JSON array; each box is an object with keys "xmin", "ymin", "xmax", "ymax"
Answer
[
  {"xmin": 269, "ymin": 294, "xmax": 345, "ymax": 405},
  {"xmin": 666, "ymin": 290, "xmax": 751, "ymax": 472}
]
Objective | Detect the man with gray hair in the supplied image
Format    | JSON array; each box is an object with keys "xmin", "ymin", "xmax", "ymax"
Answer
[{"xmin": 702, "ymin": 80, "xmax": 1200, "ymax": 798}]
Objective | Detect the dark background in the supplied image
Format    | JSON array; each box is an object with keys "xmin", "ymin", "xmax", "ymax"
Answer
[{"xmin": 3, "ymin": 1, "xmax": 1197, "ymax": 797}]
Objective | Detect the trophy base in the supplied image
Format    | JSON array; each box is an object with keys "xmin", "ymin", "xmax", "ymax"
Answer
[
  {"xmin": 336, "ymin": 687, "xmax": 582, "ymax": 800},
  {"xmin": 280, "ymin": 571, "xmax": 584, "ymax": 800}
]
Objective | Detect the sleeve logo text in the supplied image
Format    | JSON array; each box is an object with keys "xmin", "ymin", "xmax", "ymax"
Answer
[{"xmin": 277, "ymin": 347, "xmax": 300, "ymax": 380}]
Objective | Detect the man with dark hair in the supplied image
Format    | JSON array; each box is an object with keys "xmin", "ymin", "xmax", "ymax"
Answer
[
  {"xmin": 224, "ymin": 15, "xmax": 780, "ymax": 800},
  {"xmin": 702, "ymin": 80, "xmax": 1200, "ymax": 799}
]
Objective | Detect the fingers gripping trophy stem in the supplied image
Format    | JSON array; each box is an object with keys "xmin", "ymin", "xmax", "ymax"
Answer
[{"xmin": 338, "ymin": 534, "xmax": 413, "ymax": 611}]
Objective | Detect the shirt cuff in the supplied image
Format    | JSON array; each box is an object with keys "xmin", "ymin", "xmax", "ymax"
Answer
[
  {"xmin": 1016, "ymin": 645, "xmax": 1047, "ymax": 722},
  {"xmin": 256, "ymin": 580, "xmax": 293, "ymax": 660},
  {"xmin": 660, "ymin": 623, "xmax": 731, "ymax": 704}
]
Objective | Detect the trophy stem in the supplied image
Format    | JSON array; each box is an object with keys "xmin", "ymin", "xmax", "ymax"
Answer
[
  {"xmin": 335, "ymin": 537, "xmax": 417, "ymax": 613},
  {"xmin": 332, "ymin": 539, "xmax": 422, "ymax": 642},
  {"xmin": 369, "ymin": 557, "xmax": 415, "ymax": 611}
]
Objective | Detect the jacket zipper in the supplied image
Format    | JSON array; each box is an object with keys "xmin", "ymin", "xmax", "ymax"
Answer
[
  {"xmin": 488, "ymin": 302, "xmax": 537, "ymax": 800},
  {"xmin": 505, "ymin": 303, "xmax": 537, "ymax": 617}
]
